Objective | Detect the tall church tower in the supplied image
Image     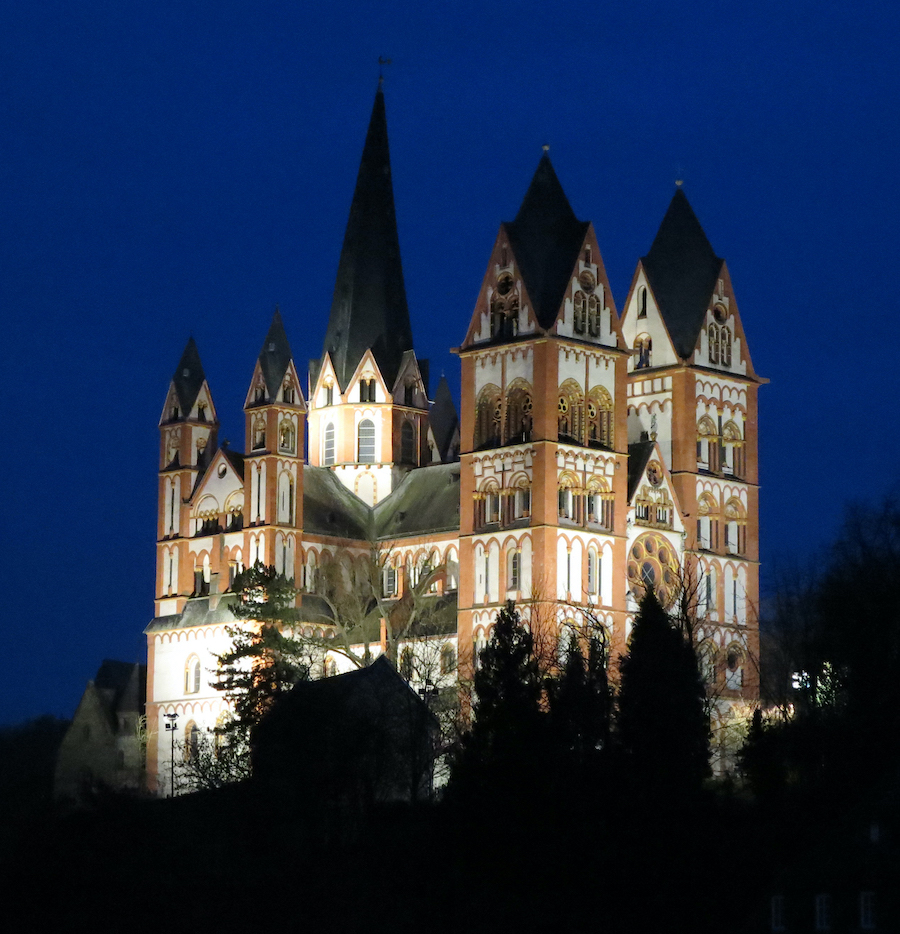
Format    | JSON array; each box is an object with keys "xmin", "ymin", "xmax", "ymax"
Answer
[
  {"xmin": 156, "ymin": 338, "xmax": 219, "ymax": 615},
  {"xmin": 308, "ymin": 84, "xmax": 429, "ymax": 506},
  {"xmin": 243, "ymin": 309, "xmax": 306, "ymax": 578},
  {"xmin": 456, "ymin": 154, "xmax": 631, "ymax": 663},
  {"xmin": 620, "ymin": 187, "xmax": 763, "ymax": 700}
]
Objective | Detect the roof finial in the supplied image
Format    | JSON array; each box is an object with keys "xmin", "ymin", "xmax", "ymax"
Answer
[
  {"xmin": 675, "ymin": 163, "xmax": 684, "ymax": 188},
  {"xmin": 378, "ymin": 56, "xmax": 392, "ymax": 86},
  {"xmin": 542, "ymin": 144, "xmax": 550, "ymax": 152}
]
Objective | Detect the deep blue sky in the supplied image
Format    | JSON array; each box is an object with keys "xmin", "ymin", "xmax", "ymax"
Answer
[{"xmin": 2, "ymin": 0, "xmax": 898, "ymax": 725}]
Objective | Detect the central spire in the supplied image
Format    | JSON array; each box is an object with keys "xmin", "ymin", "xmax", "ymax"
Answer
[{"xmin": 320, "ymin": 86, "xmax": 413, "ymax": 392}]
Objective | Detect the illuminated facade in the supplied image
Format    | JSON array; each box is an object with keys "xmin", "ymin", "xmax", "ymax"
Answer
[{"xmin": 145, "ymin": 87, "xmax": 763, "ymax": 791}]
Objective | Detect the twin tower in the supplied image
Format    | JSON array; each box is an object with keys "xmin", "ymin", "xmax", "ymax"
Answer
[{"xmin": 147, "ymin": 85, "xmax": 762, "ymax": 788}]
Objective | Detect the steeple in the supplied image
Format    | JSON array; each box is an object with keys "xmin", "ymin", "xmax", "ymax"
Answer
[
  {"xmin": 641, "ymin": 188, "xmax": 723, "ymax": 360},
  {"xmin": 504, "ymin": 153, "xmax": 589, "ymax": 329},
  {"xmin": 257, "ymin": 308, "xmax": 293, "ymax": 400},
  {"xmin": 171, "ymin": 337, "xmax": 206, "ymax": 418},
  {"xmin": 320, "ymin": 86, "xmax": 413, "ymax": 392}
]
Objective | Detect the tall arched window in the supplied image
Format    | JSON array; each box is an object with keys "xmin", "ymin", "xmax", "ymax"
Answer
[
  {"xmin": 587, "ymin": 292, "xmax": 601, "ymax": 337},
  {"xmin": 708, "ymin": 323, "xmax": 720, "ymax": 364},
  {"xmin": 721, "ymin": 327, "xmax": 732, "ymax": 366},
  {"xmin": 475, "ymin": 384, "xmax": 502, "ymax": 449},
  {"xmin": 573, "ymin": 291, "xmax": 586, "ymax": 334},
  {"xmin": 557, "ymin": 379, "xmax": 584, "ymax": 444},
  {"xmin": 636, "ymin": 336, "xmax": 652, "ymax": 369},
  {"xmin": 587, "ymin": 386, "xmax": 614, "ymax": 448},
  {"xmin": 184, "ymin": 655, "xmax": 201, "ymax": 694},
  {"xmin": 638, "ymin": 287, "xmax": 648, "ymax": 318},
  {"xmin": 696, "ymin": 416, "xmax": 718, "ymax": 471},
  {"xmin": 184, "ymin": 721, "xmax": 201, "ymax": 760},
  {"xmin": 323, "ymin": 422, "xmax": 335, "ymax": 466},
  {"xmin": 401, "ymin": 420, "xmax": 415, "ymax": 465},
  {"xmin": 505, "ymin": 380, "xmax": 533, "ymax": 444},
  {"xmin": 358, "ymin": 419, "xmax": 376, "ymax": 462}
]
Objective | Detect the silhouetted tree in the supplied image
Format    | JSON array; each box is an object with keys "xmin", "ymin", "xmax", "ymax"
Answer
[
  {"xmin": 448, "ymin": 601, "xmax": 543, "ymax": 809},
  {"xmin": 616, "ymin": 590, "xmax": 709, "ymax": 801}
]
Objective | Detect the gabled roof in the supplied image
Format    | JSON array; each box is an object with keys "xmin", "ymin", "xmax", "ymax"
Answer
[
  {"xmin": 375, "ymin": 463, "xmax": 461, "ymax": 539},
  {"xmin": 257, "ymin": 309, "xmax": 293, "ymax": 399},
  {"xmin": 318, "ymin": 87, "xmax": 413, "ymax": 392},
  {"xmin": 302, "ymin": 465, "xmax": 373, "ymax": 540},
  {"xmin": 222, "ymin": 447, "xmax": 245, "ymax": 479},
  {"xmin": 641, "ymin": 188, "xmax": 723, "ymax": 359},
  {"xmin": 172, "ymin": 337, "xmax": 207, "ymax": 415},
  {"xmin": 93, "ymin": 660, "xmax": 146, "ymax": 717},
  {"xmin": 627, "ymin": 441, "xmax": 657, "ymax": 502},
  {"xmin": 428, "ymin": 377, "xmax": 459, "ymax": 463},
  {"xmin": 504, "ymin": 154, "xmax": 589, "ymax": 330}
]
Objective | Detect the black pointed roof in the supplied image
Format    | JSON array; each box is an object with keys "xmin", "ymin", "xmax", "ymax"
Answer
[
  {"xmin": 172, "ymin": 337, "xmax": 206, "ymax": 415},
  {"xmin": 504, "ymin": 154, "xmax": 589, "ymax": 330},
  {"xmin": 258, "ymin": 309, "xmax": 293, "ymax": 398},
  {"xmin": 641, "ymin": 188, "xmax": 723, "ymax": 359},
  {"xmin": 429, "ymin": 376, "xmax": 459, "ymax": 462},
  {"xmin": 320, "ymin": 87, "xmax": 413, "ymax": 391}
]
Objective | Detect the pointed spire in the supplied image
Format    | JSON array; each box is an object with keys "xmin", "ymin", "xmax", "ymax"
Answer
[
  {"xmin": 172, "ymin": 337, "xmax": 206, "ymax": 415},
  {"xmin": 320, "ymin": 86, "xmax": 413, "ymax": 391},
  {"xmin": 258, "ymin": 307, "xmax": 293, "ymax": 398},
  {"xmin": 641, "ymin": 188, "xmax": 723, "ymax": 359},
  {"xmin": 504, "ymin": 153, "xmax": 589, "ymax": 329},
  {"xmin": 429, "ymin": 376, "xmax": 459, "ymax": 462}
]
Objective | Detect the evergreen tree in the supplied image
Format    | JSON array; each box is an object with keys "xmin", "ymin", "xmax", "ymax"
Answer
[
  {"xmin": 548, "ymin": 631, "xmax": 612, "ymax": 790},
  {"xmin": 448, "ymin": 601, "xmax": 543, "ymax": 807},
  {"xmin": 616, "ymin": 589, "xmax": 710, "ymax": 800},
  {"xmin": 212, "ymin": 564, "xmax": 314, "ymax": 759}
]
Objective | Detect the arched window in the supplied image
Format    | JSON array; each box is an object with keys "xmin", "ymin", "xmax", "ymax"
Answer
[
  {"xmin": 573, "ymin": 291, "xmax": 586, "ymax": 334},
  {"xmin": 440, "ymin": 643, "xmax": 456, "ymax": 675},
  {"xmin": 323, "ymin": 423, "xmax": 335, "ymax": 466},
  {"xmin": 400, "ymin": 647, "xmax": 414, "ymax": 681},
  {"xmin": 724, "ymin": 498, "xmax": 745, "ymax": 555},
  {"xmin": 587, "ymin": 292, "xmax": 601, "ymax": 337},
  {"xmin": 725, "ymin": 644, "xmax": 744, "ymax": 690},
  {"xmin": 512, "ymin": 478, "xmax": 531, "ymax": 520},
  {"xmin": 696, "ymin": 416, "xmax": 719, "ymax": 471},
  {"xmin": 558, "ymin": 473, "xmax": 580, "ymax": 522},
  {"xmin": 475, "ymin": 384, "xmax": 502, "ymax": 449},
  {"xmin": 721, "ymin": 327, "xmax": 732, "ymax": 366},
  {"xmin": 277, "ymin": 473, "xmax": 294, "ymax": 524},
  {"xmin": 722, "ymin": 420, "xmax": 743, "ymax": 476},
  {"xmin": 557, "ymin": 379, "xmax": 584, "ymax": 444},
  {"xmin": 586, "ymin": 479, "xmax": 613, "ymax": 529},
  {"xmin": 252, "ymin": 418, "xmax": 266, "ymax": 451},
  {"xmin": 699, "ymin": 642, "xmax": 717, "ymax": 686},
  {"xmin": 697, "ymin": 493, "xmax": 719, "ymax": 550},
  {"xmin": 505, "ymin": 380, "xmax": 533, "ymax": 445},
  {"xmin": 507, "ymin": 548, "xmax": 521, "ymax": 592},
  {"xmin": 279, "ymin": 420, "xmax": 296, "ymax": 453},
  {"xmin": 184, "ymin": 721, "xmax": 201, "ymax": 760},
  {"xmin": 282, "ymin": 380, "xmax": 295, "ymax": 405},
  {"xmin": 358, "ymin": 419, "xmax": 376, "ymax": 463},
  {"xmin": 587, "ymin": 386, "xmax": 614, "ymax": 448},
  {"xmin": 587, "ymin": 547, "xmax": 600, "ymax": 596},
  {"xmin": 401, "ymin": 421, "xmax": 415, "ymax": 465},
  {"xmin": 708, "ymin": 323, "xmax": 720, "ymax": 364},
  {"xmin": 636, "ymin": 336, "xmax": 652, "ymax": 369},
  {"xmin": 184, "ymin": 655, "xmax": 201, "ymax": 694},
  {"xmin": 638, "ymin": 287, "xmax": 648, "ymax": 318},
  {"xmin": 490, "ymin": 294, "xmax": 505, "ymax": 338}
]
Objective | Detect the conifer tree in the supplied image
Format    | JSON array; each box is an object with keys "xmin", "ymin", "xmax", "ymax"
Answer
[
  {"xmin": 616, "ymin": 589, "xmax": 710, "ymax": 799},
  {"xmin": 213, "ymin": 563, "xmax": 314, "ymax": 756},
  {"xmin": 548, "ymin": 631, "xmax": 612, "ymax": 789},
  {"xmin": 448, "ymin": 601, "xmax": 543, "ymax": 806}
]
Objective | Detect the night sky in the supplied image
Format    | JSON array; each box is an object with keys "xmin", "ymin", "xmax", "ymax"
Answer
[{"xmin": 3, "ymin": 0, "xmax": 898, "ymax": 726}]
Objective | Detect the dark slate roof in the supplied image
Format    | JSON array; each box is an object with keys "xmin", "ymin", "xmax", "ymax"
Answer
[
  {"xmin": 223, "ymin": 447, "xmax": 245, "ymax": 479},
  {"xmin": 302, "ymin": 465, "xmax": 373, "ymax": 540},
  {"xmin": 146, "ymin": 596, "xmax": 238, "ymax": 633},
  {"xmin": 258, "ymin": 309, "xmax": 293, "ymax": 399},
  {"xmin": 93, "ymin": 660, "xmax": 146, "ymax": 715},
  {"xmin": 429, "ymin": 376, "xmax": 459, "ymax": 463},
  {"xmin": 642, "ymin": 189, "xmax": 723, "ymax": 360},
  {"xmin": 172, "ymin": 337, "xmax": 206, "ymax": 416},
  {"xmin": 318, "ymin": 87, "xmax": 413, "ymax": 392},
  {"xmin": 504, "ymin": 154, "xmax": 589, "ymax": 330},
  {"xmin": 627, "ymin": 441, "xmax": 656, "ymax": 502},
  {"xmin": 375, "ymin": 463, "xmax": 461, "ymax": 539}
]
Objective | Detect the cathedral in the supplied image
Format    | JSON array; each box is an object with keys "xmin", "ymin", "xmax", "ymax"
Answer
[{"xmin": 145, "ymin": 85, "xmax": 762, "ymax": 793}]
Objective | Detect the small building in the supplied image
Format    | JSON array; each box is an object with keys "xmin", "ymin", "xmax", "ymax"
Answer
[
  {"xmin": 55, "ymin": 660, "xmax": 146, "ymax": 801},
  {"xmin": 252, "ymin": 655, "xmax": 438, "ymax": 813}
]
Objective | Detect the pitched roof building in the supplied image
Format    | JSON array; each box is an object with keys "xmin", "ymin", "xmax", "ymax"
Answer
[{"xmin": 145, "ymin": 87, "xmax": 763, "ymax": 791}]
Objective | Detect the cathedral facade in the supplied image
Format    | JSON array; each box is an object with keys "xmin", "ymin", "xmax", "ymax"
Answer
[{"xmin": 146, "ymin": 87, "xmax": 762, "ymax": 793}]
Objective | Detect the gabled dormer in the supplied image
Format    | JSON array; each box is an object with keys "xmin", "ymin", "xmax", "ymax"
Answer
[
  {"xmin": 158, "ymin": 338, "xmax": 218, "ymax": 471},
  {"xmin": 621, "ymin": 265, "xmax": 682, "ymax": 373},
  {"xmin": 188, "ymin": 447, "xmax": 246, "ymax": 537},
  {"xmin": 627, "ymin": 440, "xmax": 685, "ymax": 536},
  {"xmin": 243, "ymin": 310, "xmax": 305, "ymax": 461},
  {"xmin": 693, "ymin": 265, "xmax": 757, "ymax": 378},
  {"xmin": 462, "ymin": 154, "xmax": 624, "ymax": 351}
]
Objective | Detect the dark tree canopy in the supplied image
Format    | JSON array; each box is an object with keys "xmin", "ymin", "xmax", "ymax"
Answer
[{"xmin": 616, "ymin": 589, "xmax": 710, "ymax": 799}]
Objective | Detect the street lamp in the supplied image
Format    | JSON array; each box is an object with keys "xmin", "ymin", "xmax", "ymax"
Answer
[{"xmin": 164, "ymin": 712, "xmax": 179, "ymax": 797}]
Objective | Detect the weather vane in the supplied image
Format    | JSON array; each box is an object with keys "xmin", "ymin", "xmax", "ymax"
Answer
[{"xmin": 378, "ymin": 56, "xmax": 392, "ymax": 84}]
